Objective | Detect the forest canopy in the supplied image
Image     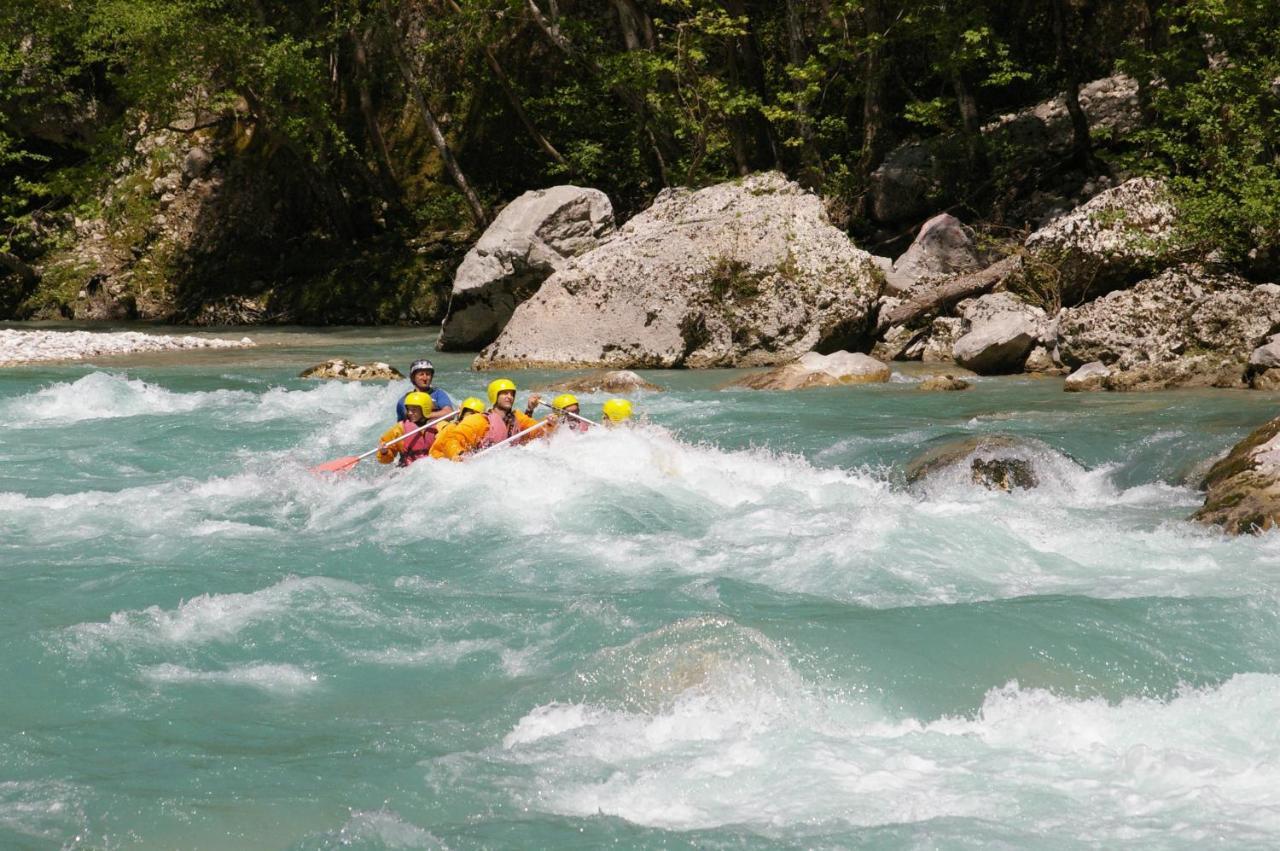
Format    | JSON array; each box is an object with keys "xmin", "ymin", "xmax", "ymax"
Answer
[{"xmin": 2, "ymin": 0, "xmax": 1278, "ymax": 317}]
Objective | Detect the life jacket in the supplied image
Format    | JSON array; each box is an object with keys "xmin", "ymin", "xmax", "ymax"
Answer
[
  {"xmin": 397, "ymin": 418, "xmax": 435, "ymax": 466},
  {"xmin": 482, "ymin": 408, "xmax": 518, "ymax": 448}
]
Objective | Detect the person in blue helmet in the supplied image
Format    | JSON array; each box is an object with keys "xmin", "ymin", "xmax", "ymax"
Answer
[{"xmin": 396, "ymin": 358, "xmax": 453, "ymax": 420}]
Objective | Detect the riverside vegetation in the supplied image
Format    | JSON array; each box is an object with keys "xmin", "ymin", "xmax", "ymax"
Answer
[{"xmin": 1, "ymin": 0, "xmax": 1277, "ymax": 332}]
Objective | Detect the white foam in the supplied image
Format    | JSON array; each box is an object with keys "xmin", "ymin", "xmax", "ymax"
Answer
[
  {"xmin": 492, "ymin": 643, "xmax": 1280, "ymax": 843},
  {"xmin": 350, "ymin": 638, "xmax": 506, "ymax": 668},
  {"xmin": 319, "ymin": 809, "xmax": 443, "ymax": 849},
  {"xmin": 0, "ymin": 329, "xmax": 253, "ymax": 366},
  {"xmin": 65, "ymin": 575, "xmax": 366, "ymax": 653},
  {"xmin": 6, "ymin": 415, "xmax": 1276, "ymax": 609},
  {"xmin": 0, "ymin": 370, "xmax": 394, "ymax": 426},
  {"xmin": 1, "ymin": 371, "xmax": 253, "ymax": 423},
  {"xmin": 0, "ymin": 780, "xmax": 86, "ymax": 843},
  {"xmin": 140, "ymin": 662, "xmax": 319, "ymax": 694}
]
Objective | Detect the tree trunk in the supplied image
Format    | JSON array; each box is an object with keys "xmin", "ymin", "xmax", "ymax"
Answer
[
  {"xmin": 722, "ymin": 0, "xmax": 780, "ymax": 170},
  {"xmin": 611, "ymin": 0, "xmax": 655, "ymax": 51},
  {"xmin": 858, "ymin": 0, "xmax": 891, "ymax": 181},
  {"xmin": 443, "ymin": 0, "xmax": 567, "ymax": 168},
  {"xmin": 527, "ymin": 0, "xmax": 671, "ymax": 186},
  {"xmin": 951, "ymin": 68, "xmax": 986, "ymax": 172},
  {"xmin": 350, "ymin": 28, "xmax": 400, "ymax": 195},
  {"xmin": 381, "ymin": 0, "xmax": 488, "ymax": 227},
  {"xmin": 1052, "ymin": 0, "xmax": 1094, "ymax": 170},
  {"xmin": 785, "ymin": 0, "xmax": 823, "ymax": 186},
  {"xmin": 874, "ymin": 255, "xmax": 1023, "ymax": 338}
]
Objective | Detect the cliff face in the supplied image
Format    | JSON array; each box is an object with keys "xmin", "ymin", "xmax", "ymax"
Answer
[{"xmin": 21, "ymin": 124, "xmax": 466, "ymax": 326}]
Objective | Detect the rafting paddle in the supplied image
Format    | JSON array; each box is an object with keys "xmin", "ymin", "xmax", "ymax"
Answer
[
  {"xmin": 534, "ymin": 399, "xmax": 603, "ymax": 429},
  {"xmin": 311, "ymin": 410, "xmax": 459, "ymax": 474}
]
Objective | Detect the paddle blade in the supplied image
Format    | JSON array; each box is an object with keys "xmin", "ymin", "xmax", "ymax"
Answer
[{"xmin": 310, "ymin": 455, "xmax": 360, "ymax": 474}]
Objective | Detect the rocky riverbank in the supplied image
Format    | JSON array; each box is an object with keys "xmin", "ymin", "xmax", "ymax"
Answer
[{"xmin": 429, "ymin": 167, "xmax": 1279, "ymax": 393}]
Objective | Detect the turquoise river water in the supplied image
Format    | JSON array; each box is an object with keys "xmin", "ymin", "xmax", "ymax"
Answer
[{"xmin": 3, "ymin": 325, "xmax": 1280, "ymax": 849}]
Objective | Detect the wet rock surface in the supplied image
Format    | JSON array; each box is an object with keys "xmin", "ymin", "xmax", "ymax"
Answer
[
  {"xmin": 536, "ymin": 370, "xmax": 664, "ymax": 393},
  {"xmin": 1193, "ymin": 416, "xmax": 1280, "ymax": 535},
  {"xmin": 727, "ymin": 351, "xmax": 891, "ymax": 390},
  {"xmin": 918, "ymin": 374, "xmax": 971, "ymax": 392},
  {"xmin": 905, "ymin": 434, "xmax": 1042, "ymax": 491},
  {"xmin": 299, "ymin": 359, "xmax": 403, "ymax": 381}
]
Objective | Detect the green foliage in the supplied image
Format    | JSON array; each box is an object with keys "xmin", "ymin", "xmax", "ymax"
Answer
[
  {"xmin": 4, "ymin": 0, "xmax": 1280, "ymax": 320},
  {"xmin": 1122, "ymin": 0, "xmax": 1280, "ymax": 265}
]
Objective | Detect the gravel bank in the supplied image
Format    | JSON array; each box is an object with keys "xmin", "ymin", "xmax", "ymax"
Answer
[{"xmin": 0, "ymin": 329, "xmax": 255, "ymax": 366}]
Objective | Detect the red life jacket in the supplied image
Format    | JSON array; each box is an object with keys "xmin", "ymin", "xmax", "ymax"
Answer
[
  {"xmin": 482, "ymin": 409, "xmax": 518, "ymax": 448},
  {"xmin": 398, "ymin": 419, "xmax": 435, "ymax": 466}
]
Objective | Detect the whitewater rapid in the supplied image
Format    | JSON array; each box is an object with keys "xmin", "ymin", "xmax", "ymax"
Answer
[{"xmin": 3, "ymin": 356, "xmax": 1280, "ymax": 848}]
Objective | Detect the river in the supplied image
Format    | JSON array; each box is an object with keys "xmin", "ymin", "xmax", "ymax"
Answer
[{"xmin": 3, "ymin": 325, "xmax": 1279, "ymax": 849}]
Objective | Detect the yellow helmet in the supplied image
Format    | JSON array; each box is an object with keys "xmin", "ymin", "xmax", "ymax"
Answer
[
  {"xmin": 602, "ymin": 398, "xmax": 633, "ymax": 422},
  {"xmin": 403, "ymin": 391, "xmax": 433, "ymax": 415},
  {"xmin": 460, "ymin": 396, "xmax": 486, "ymax": 415},
  {"xmin": 551, "ymin": 393, "xmax": 579, "ymax": 410},
  {"xmin": 487, "ymin": 378, "xmax": 517, "ymax": 406}
]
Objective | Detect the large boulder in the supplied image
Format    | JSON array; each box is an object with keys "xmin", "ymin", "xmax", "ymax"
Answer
[
  {"xmin": 1024, "ymin": 177, "xmax": 1178, "ymax": 303},
  {"xmin": 951, "ymin": 293, "xmax": 1046, "ymax": 374},
  {"xmin": 728, "ymin": 350, "xmax": 890, "ymax": 390},
  {"xmin": 475, "ymin": 173, "xmax": 884, "ymax": 369},
  {"xmin": 1056, "ymin": 265, "xmax": 1280, "ymax": 389},
  {"xmin": 886, "ymin": 213, "xmax": 982, "ymax": 294},
  {"xmin": 870, "ymin": 74, "xmax": 1142, "ymax": 223},
  {"xmin": 438, "ymin": 186, "xmax": 615, "ymax": 351},
  {"xmin": 1193, "ymin": 416, "xmax": 1280, "ymax": 534}
]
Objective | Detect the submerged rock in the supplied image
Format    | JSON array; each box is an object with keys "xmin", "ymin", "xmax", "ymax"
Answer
[
  {"xmin": 728, "ymin": 351, "xmax": 890, "ymax": 390},
  {"xmin": 1193, "ymin": 416, "xmax": 1280, "ymax": 534},
  {"xmin": 905, "ymin": 434, "xmax": 1041, "ymax": 491},
  {"xmin": 439, "ymin": 185, "xmax": 615, "ymax": 351},
  {"xmin": 918, "ymin": 374, "xmax": 970, "ymax": 392},
  {"xmin": 476, "ymin": 172, "xmax": 883, "ymax": 370},
  {"xmin": 536, "ymin": 369, "xmax": 663, "ymax": 393},
  {"xmin": 300, "ymin": 359, "xmax": 403, "ymax": 381}
]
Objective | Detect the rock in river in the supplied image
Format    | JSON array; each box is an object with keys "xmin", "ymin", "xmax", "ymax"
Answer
[
  {"xmin": 905, "ymin": 434, "xmax": 1043, "ymax": 491},
  {"xmin": 475, "ymin": 172, "xmax": 884, "ymax": 370},
  {"xmin": 535, "ymin": 370, "xmax": 664, "ymax": 393},
  {"xmin": 1193, "ymin": 416, "xmax": 1280, "ymax": 534},
  {"xmin": 300, "ymin": 359, "xmax": 403, "ymax": 381},
  {"xmin": 727, "ymin": 351, "xmax": 890, "ymax": 390}
]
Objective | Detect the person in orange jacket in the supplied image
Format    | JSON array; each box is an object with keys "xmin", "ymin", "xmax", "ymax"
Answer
[
  {"xmin": 377, "ymin": 392, "xmax": 436, "ymax": 466},
  {"xmin": 430, "ymin": 380, "xmax": 546, "ymax": 461},
  {"xmin": 429, "ymin": 396, "xmax": 487, "ymax": 461}
]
